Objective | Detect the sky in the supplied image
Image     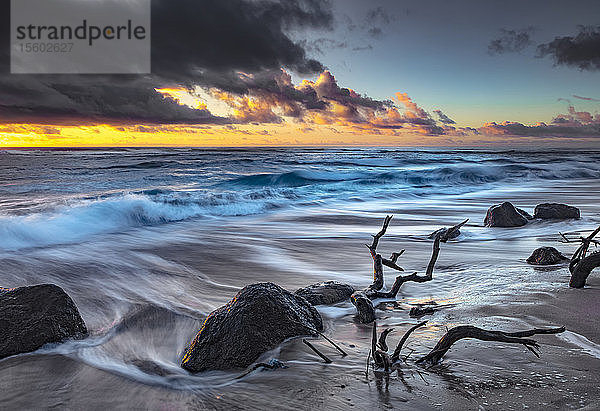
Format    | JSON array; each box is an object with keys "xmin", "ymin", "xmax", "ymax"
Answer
[{"xmin": 0, "ymin": 0, "xmax": 599, "ymax": 147}]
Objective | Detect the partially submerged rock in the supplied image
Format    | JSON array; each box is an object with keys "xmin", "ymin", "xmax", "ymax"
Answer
[
  {"xmin": 429, "ymin": 227, "xmax": 460, "ymax": 240},
  {"xmin": 0, "ymin": 284, "xmax": 87, "ymax": 359},
  {"xmin": 428, "ymin": 219, "xmax": 469, "ymax": 242},
  {"xmin": 409, "ymin": 305, "xmax": 436, "ymax": 317},
  {"xmin": 484, "ymin": 202, "xmax": 530, "ymax": 227},
  {"xmin": 181, "ymin": 282, "xmax": 323, "ymax": 372},
  {"xmin": 534, "ymin": 203, "xmax": 580, "ymax": 220},
  {"xmin": 527, "ymin": 247, "xmax": 567, "ymax": 265},
  {"xmin": 295, "ymin": 281, "xmax": 355, "ymax": 305}
]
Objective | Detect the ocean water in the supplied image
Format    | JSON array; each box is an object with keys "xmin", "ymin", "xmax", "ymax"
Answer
[{"xmin": 1, "ymin": 148, "xmax": 599, "ymax": 409}]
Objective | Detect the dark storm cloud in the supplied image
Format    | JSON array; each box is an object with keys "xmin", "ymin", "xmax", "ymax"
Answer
[
  {"xmin": 0, "ymin": 0, "xmax": 335, "ymax": 125},
  {"xmin": 536, "ymin": 26, "xmax": 600, "ymax": 71},
  {"xmin": 433, "ymin": 110, "xmax": 456, "ymax": 124},
  {"xmin": 0, "ymin": 77, "xmax": 224, "ymax": 125},
  {"xmin": 151, "ymin": 0, "xmax": 333, "ymax": 84},
  {"xmin": 488, "ymin": 28, "xmax": 534, "ymax": 55}
]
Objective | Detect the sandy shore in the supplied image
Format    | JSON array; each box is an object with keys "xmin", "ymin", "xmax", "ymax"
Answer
[
  {"xmin": 1, "ymin": 248, "xmax": 599, "ymax": 410},
  {"xmin": 2, "ymin": 210, "xmax": 599, "ymax": 410}
]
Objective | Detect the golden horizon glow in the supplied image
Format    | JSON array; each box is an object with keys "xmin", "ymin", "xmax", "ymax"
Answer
[
  {"xmin": 1, "ymin": 69, "xmax": 598, "ymax": 148},
  {"xmin": 0, "ymin": 121, "xmax": 591, "ymax": 148}
]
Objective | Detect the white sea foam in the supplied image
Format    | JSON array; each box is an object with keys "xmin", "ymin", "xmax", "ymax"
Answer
[
  {"xmin": 557, "ymin": 330, "xmax": 600, "ymax": 359},
  {"xmin": 0, "ymin": 193, "xmax": 271, "ymax": 250}
]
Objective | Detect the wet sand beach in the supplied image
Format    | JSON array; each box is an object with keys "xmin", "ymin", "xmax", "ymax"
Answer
[{"xmin": 1, "ymin": 149, "xmax": 599, "ymax": 409}]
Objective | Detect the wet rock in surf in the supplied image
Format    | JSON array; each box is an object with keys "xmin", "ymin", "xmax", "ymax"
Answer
[
  {"xmin": 295, "ymin": 281, "xmax": 355, "ymax": 305},
  {"xmin": 0, "ymin": 284, "xmax": 87, "ymax": 359},
  {"xmin": 534, "ymin": 203, "xmax": 580, "ymax": 220},
  {"xmin": 516, "ymin": 207, "xmax": 533, "ymax": 220},
  {"xmin": 484, "ymin": 202, "xmax": 530, "ymax": 227},
  {"xmin": 429, "ymin": 227, "xmax": 461, "ymax": 240},
  {"xmin": 409, "ymin": 305, "xmax": 436, "ymax": 317},
  {"xmin": 527, "ymin": 246, "xmax": 567, "ymax": 265},
  {"xmin": 181, "ymin": 282, "xmax": 323, "ymax": 372}
]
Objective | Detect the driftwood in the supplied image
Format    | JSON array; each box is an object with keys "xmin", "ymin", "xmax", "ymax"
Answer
[
  {"xmin": 417, "ymin": 325, "xmax": 565, "ymax": 365},
  {"xmin": 368, "ymin": 322, "xmax": 564, "ymax": 378},
  {"xmin": 370, "ymin": 321, "xmax": 428, "ymax": 372},
  {"xmin": 303, "ymin": 339, "xmax": 332, "ymax": 363},
  {"xmin": 351, "ymin": 216, "xmax": 450, "ymax": 323},
  {"xmin": 560, "ymin": 225, "xmax": 600, "ymax": 288}
]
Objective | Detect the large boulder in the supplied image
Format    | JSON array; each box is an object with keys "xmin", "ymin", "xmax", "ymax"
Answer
[
  {"xmin": 295, "ymin": 281, "xmax": 355, "ymax": 305},
  {"xmin": 534, "ymin": 203, "xmax": 580, "ymax": 220},
  {"xmin": 0, "ymin": 284, "xmax": 87, "ymax": 359},
  {"xmin": 181, "ymin": 282, "xmax": 323, "ymax": 372},
  {"xmin": 527, "ymin": 247, "xmax": 567, "ymax": 265},
  {"xmin": 484, "ymin": 202, "xmax": 530, "ymax": 227}
]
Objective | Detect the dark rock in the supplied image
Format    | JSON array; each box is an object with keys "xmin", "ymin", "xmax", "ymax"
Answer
[
  {"xmin": 295, "ymin": 281, "xmax": 355, "ymax": 305},
  {"xmin": 534, "ymin": 203, "xmax": 580, "ymax": 220},
  {"xmin": 0, "ymin": 284, "xmax": 87, "ymax": 359},
  {"xmin": 428, "ymin": 227, "xmax": 461, "ymax": 240},
  {"xmin": 526, "ymin": 247, "xmax": 567, "ymax": 265},
  {"xmin": 181, "ymin": 282, "xmax": 323, "ymax": 372},
  {"xmin": 484, "ymin": 202, "xmax": 529, "ymax": 227},
  {"xmin": 409, "ymin": 306, "xmax": 436, "ymax": 317},
  {"xmin": 516, "ymin": 207, "xmax": 533, "ymax": 220}
]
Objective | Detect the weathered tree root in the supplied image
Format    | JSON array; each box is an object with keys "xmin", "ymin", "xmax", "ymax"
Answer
[
  {"xmin": 370, "ymin": 320, "xmax": 428, "ymax": 372},
  {"xmin": 351, "ymin": 215, "xmax": 445, "ymax": 323},
  {"xmin": 570, "ymin": 251, "xmax": 600, "ymax": 288},
  {"xmin": 561, "ymin": 225, "xmax": 600, "ymax": 288},
  {"xmin": 416, "ymin": 325, "xmax": 565, "ymax": 365}
]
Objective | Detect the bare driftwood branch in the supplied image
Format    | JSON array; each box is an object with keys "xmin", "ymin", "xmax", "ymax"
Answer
[
  {"xmin": 317, "ymin": 331, "xmax": 348, "ymax": 356},
  {"xmin": 417, "ymin": 325, "xmax": 565, "ymax": 365},
  {"xmin": 570, "ymin": 251, "xmax": 600, "ymax": 288},
  {"xmin": 352, "ymin": 216, "xmax": 446, "ymax": 322},
  {"xmin": 303, "ymin": 339, "xmax": 332, "ymax": 363},
  {"xmin": 296, "ymin": 322, "xmax": 348, "ymax": 357},
  {"xmin": 564, "ymin": 225, "xmax": 600, "ymax": 288},
  {"xmin": 378, "ymin": 328, "xmax": 394, "ymax": 352},
  {"xmin": 369, "ymin": 321, "xmax": 427, "ymax": 372},
  {"xmin": 391, "ymin": 321, "xmax": 428, "ymax": 363},
  {"xmin": 367, "ymin": 215, "xmax": 393, "ymax": 254}
]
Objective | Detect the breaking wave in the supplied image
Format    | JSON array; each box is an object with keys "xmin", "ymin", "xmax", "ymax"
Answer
[{"xmin": 0, "ymin": 193, "xmax": 280, "ymax": 250}]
